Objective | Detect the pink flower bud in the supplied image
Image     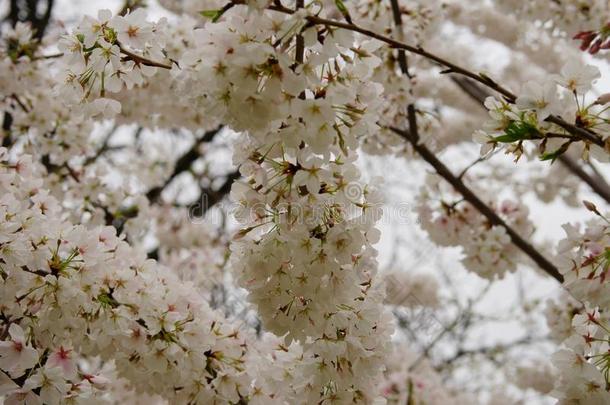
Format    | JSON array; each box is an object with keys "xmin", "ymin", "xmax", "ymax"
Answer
[{"xmin": 589, "ymin": 38, "xmax": 602, "ymax": 54}]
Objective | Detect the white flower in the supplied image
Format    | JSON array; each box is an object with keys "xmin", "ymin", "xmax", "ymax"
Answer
[
  {"xmin": 25, "ymin": 367, "xmax": 71, "ymax": 405},
  {"xmin": 553, "ymin": 60, "xmax": 600, "ymax": 93},
  {"xmin": 516, "ymin": 81, "xmax": 561, "ymax": 121},
  {"xmin": 472, "ymin": 130, "xmax": 495, "ymax": 155},
  {"xmin": 109, "ymin": 9, "xmax": 154, "ymax": 50},
  {"xmin": 87, "ymin": 97, "xmax": 121, "ymax": 118},
  {"xmin": 79, "ymin": 9, "xmax": 113, "ymax": 48},
  {"xmin": 3, "ymin": 387, "xmax": 42, "ymax": 405},
  {"xmin": 88, "ymin": 39, "xmax": 120, "ymax": 73},
  {"xmin": 0, "ymin": 324, "xmax": 39, "ymax": 378},
  {"xmin": 47, "ymin": 346, "xmax": 77, "ymax": 380}
]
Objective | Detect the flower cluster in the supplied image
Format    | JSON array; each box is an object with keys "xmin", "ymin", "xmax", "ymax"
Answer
[
  {"xmin": 175, "ymin": 5, "xmax": 394, "ymax": 402},
  {"xmin": 551, "ymin": 309, "xmax": 610, "ymax": 404},
  {"xmin": 557, "ymin": 217, "xmax": 610, "ymax": 312},
  {"xmin": 547, "ymin": 216, "xmax": 610, "ymax": 403},
  {"xmin": 474, "ymin": 61, "xmax": 608, "ymax": 163},
  {"xmin": 417, "ymin": 174, "xmax": 534, "ymax": 279},
  {"xmin": 495, "ymin": 0, "xmax": 610, "ymax": 34},
  {"xmin": 0, "ymin": 149, "xmax": 288, "ymax": 403},
  {"xmin": 0, "ymin": 23, "xmax": 96, "ymax": 166},
  {"xmin": 3, "ymin": 0, "xmax": 610, "ymax": 403},
  {"xmin": 379, "ymin": 341, "xmax": 475, "ymax": 404},
  {"xmin": 58, "ymin": 9, "xmax": 169, "ymax": 118}
]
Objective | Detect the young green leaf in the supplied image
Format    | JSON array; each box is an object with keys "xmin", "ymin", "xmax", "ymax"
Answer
[
  {"xmin": 200, "ymin": 9, "xmax": 221, "ymax": 21},
  {"xmin": 540, "ymin": 141, "xmax": 571, "ymax": 162},
  {"xmin": 493, "ymin": 120, "xmax": 540, "ymax": 143}
]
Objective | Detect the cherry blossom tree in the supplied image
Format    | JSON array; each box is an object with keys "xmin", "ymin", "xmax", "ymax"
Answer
[{"xmin": 1, "ymin": 0, "xmax": 610, "ymax": 403}]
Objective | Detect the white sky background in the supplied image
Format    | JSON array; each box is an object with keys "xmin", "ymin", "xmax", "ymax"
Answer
[{"xmin": 22, "ymin": 0, "xmax": 610, "ymax": 402}]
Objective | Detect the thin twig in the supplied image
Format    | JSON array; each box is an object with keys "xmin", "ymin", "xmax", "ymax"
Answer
[
  {"xmin": 408, "ymin": 283, "xmax": 492, "ymax": 371},
  {"xmin": 436, "ymin": 334, "xmax": 544, "ymax": 369},
  {"xmin": 117, "ymin": 43, "xmax": 173, "ymax": 70}
]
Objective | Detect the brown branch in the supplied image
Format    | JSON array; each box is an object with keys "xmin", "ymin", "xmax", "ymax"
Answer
[
  {"xmin": 381, "ymin": 4, "xmax": 562, "ymax": 282},
  {"xmin": 146, "ymin": 127, "xmax": 222, "ymax": 203},
  {"xmin": 389, "ymin": 0, "xmax": 411, "ymax": 78},
  {"xmin": 295, "ymin": 0, "xmax": 305, "ymax": 64},
  {"xmin": 6, "ymin": 0, "xmax": 55, "ymax": 40},
  {"xmin": 558, "ymin": 153, "xmax": 610, "ymax": 204},
  {"xmin": 193, "ymin": 170, "xmax": 240, "ymax": 211},
  {"xmin": 390, "ymin": 126, "xmax": 564, "ymax": 283},
  {"xmin": 117, "ymin": 43, "xmax": 173, "ymax": 70},
  {"xmin": 147, "ymin": 170, "xmax": 239, "ymax": 260},
  {"xmin": 31, "ymin": 45, "xmax": 172, "ymax": 69}
]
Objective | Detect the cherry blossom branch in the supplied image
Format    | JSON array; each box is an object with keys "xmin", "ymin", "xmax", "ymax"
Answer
[
  {"xmin": 33, "ymin": 47, "xmax": 172, "ymax": 69},
  {"xmin": 386, "ymin": 0, "xmax": 561, "ymax": 281},
  {"xmin": 190, "ymin": 170, "xmax": 240, "ymax": 211},
  {"xmin": 7, "ymin": 0, "xmax": 54, "ymax": 40},
  {"xmin": 456, "ymin": 151, "xmax": 500, "ymax": 180},
  {"xmin": 31, "ymin": 52, "xmax": 63, "ymax": 60},
  {"xmin": 83, "ymin": 124, "xmax": 119, "ymax": 165},
  {"xmin": 146, "ymin": 171, "xmax": 238, "ymax": 260},
  {"xmin": 452, "ymin": 76, "xmax": 610, "ymax": 204},
  {"xmin": 265, "ymin": 3, "xmax": 605, "ymax": 147},
  {"xmin": 389, "ymin": 125, "xmax": 564, "ymax": 283}
]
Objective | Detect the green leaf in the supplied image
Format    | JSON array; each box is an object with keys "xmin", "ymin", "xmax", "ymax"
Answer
[
  {"xmin": 492, "ymin": 133, "xmax": 522, "ymax": 143},
  {"xmin": 200, "ymin": 9, "xmax": 221, "ymax": 20},
  {"xmin": 493, "ymin": 120, "xmax": 540, "ymax": 143},
  {"xmin": 540, "ymin": 141, "xmax": 571, "ymax": 162}
]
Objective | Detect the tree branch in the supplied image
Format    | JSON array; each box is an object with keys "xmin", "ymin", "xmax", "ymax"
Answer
[
  {"xmin": 384, "ymin": 2, "xmax": 562, "ymax": 282},
  {"xmin": 264, "ymin": 3, "xmax": 605, "ymax": 147},
  {"xmin": 389, "ymin": 0, "xmax": 411, "ymax": 78},
  {"xmin": 295, "ymin": 0, "xmax": 305, "ymax": 64},
  {"xmin": 452, "ymin": 76, "xmax": 610, "ymax": 204},
  {"xmin": 146, "ymin": 127, "xmax": 222, "ymax": 203},
  {"xmin": 117, "ymin": 43, "xmax": 173, "ymax": 70},
  {"xmin": 390, "ymin": 126, "xmax": 564, "ymax": 283}
]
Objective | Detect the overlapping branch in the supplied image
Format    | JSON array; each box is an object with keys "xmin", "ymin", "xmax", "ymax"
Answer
[
  {"xmin": 385, "ymin": 1, "xmax": 563, "ymax": 283},
  {"xmin": 265, "ymin": 1, "xmax": 606, "ymax": 148},
  {"xmin": 452, "ymin": 76, "xmax": 610, "ymax": 204}
]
